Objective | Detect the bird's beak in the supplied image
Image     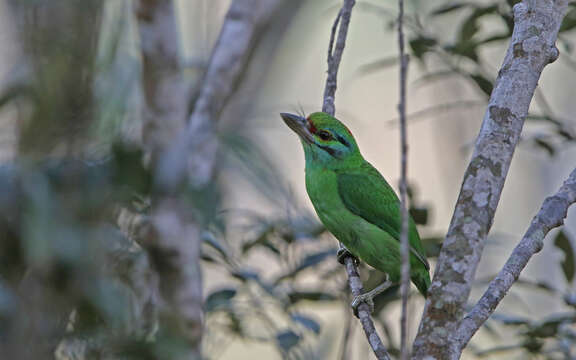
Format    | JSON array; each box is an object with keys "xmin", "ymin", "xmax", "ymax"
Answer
[{"xmin": 280, "ymin": 113, "xmax": 314, "ymax": 144}]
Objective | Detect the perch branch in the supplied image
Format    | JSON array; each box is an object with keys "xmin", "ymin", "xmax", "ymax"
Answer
[
  {"xmin": 456, "ymin": 168, "xmax": 576, "ymax": 350},
  {"xmin": 413, "ymin": 1, "xmax": 569, "ymax": 359},
  {"xmin": 322, "ymin": 1, "xmax": 391, "ymax": 359},
  {"xmin": 396, "ymin": 0, "xmax": 410, "ymax": 358}
]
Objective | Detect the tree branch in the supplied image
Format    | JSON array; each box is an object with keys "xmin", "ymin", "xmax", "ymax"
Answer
[
  {"xmin": 137, "ymin": 0, "xmax": 293, "ymax": 357},
  {"xmin": 396, "ymin": 0, "xmax": 410, "ymax": 357},
  {"xmin": 321, "ymin": 1, "xmax": 391, "ymax": 359},
  {"xmin": 413, "ymin": 1, "xmax": 569, "ymax": 359},
  {"xmin": 155, "ymin": 0, "xmax": 288, "ymax": 191},
  {"xmin": 455, "ymin": 167, "xmax": 576, "ymax": 351},
  {"xmin": 344, "ymin": 260, "xmax": 391, "ymax": 360},
  {"xmin": 322, "ymin": 0, "xmax": 353, "ymax": 115},
  {"xmin": 136, "ymin": 1, "xmax": 202, "ymax": 357}
]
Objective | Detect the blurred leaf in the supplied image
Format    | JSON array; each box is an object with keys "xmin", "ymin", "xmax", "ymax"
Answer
[
  {"xmin": 447, "ymin": 42, "xmax": 479, "ymax": 62},
  {"xmin": 276, "ymin": 249, "xmax": 335, "ymax": 283},
  {"xmin": 469, "ymin": 73, "xmax": 493, "ymax": 96},
  {"xmin": 202, "ymin": 231, "xmax": 229, "ymax": 261},
  {"xmin": 422, "ymin": 237, "xmax": 443, "ymax": 258},
  {"xmin": 523, "ymin": 312, "xmax": 576, "ymax": 338},
  {"xmin": 291, "ymin": 313, "xmax": 321, "ymax": 334},
  {"xmin": 287, "ymin": 290, "xmax": 337, "ymax": 304},
  {"xmin": 204, "ymin": 288, "xmax": 236, "ymax": 313},
  {"xmin": 231, "ymin": 269, "xmax": 260, "ymax": 282},
  {"xmin": 526, "ymin": 114, "xmax": 563, "ymax": 126},
  {"xmin": 521, "ymin": 337, "xmax": 544, "ymax": 353},
  {"xmin": 276, "ymin": 330, "xmax": 301, "ymax": 352},
  {"xmin": 409, "ymin": 36, "xmax": 437, "ymax": 60},
  {"xmin": 459, "ymin": 5, "xmax": 498, "ymax": 43},
  {"xmin": 554, "ymin": 230, "xmax": 576, "ymax": 284},
  {"xmin": 296, "ymin": 249, "xmax": 334, "ymax": 271},
  {"xmin": 111, "ymin": 142, "xmax": 151, "ymax": 198},
  {"xmin": 431, "ymin": 2, "xmax": 471, "ymax": 16},
  {"xmin": 560, "ymin": 7, "xmax": 576, "ymax": 32},
  {"xmin": 242, "ymin": 225, "xmax": 280, "ymax": 256},
  {"xmin": 0, "ymin": 84, "xmax": 30, "ymax": 109},
  {"xmin": 513, "ymin": 278, "xmax": 558, "ymax": 293},
  {"xmin": 409, "ymin": 206, "xmax": 429, "ymax": 225},
  {"xmin": 478, "ymin": 33, "xmax": 510, "ymax": 44},
  {"xmin": 490, "ymin": 312, "xmax": 531, "ymax": 326},
  {"xmin": 357, "ymin": 57, "xmax": 398, "ymax": 74},
  {"xmin": 533, "ymin": 137, "xmax": 556, "ymax": 157}
]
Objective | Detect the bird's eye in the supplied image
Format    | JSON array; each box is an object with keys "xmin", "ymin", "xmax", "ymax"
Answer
[{"xmin": 317, "ymin": 130, "xmax": 332, "ymax": 141}]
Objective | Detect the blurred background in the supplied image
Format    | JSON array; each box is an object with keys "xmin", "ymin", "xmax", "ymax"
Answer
[{"xmin": 1, "ymin": 0, "xmax": 576, "ymax": 359}]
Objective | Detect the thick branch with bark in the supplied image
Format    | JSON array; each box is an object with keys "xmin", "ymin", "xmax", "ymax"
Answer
[
  {"xmin": 137, "ymin": 0, "xmax": 292, "ymax": 358},
  {"xmin": 136, "ymin": 1, "xmax": 202, "ymax": 357},
  {"xmin": 156, "ymin": 0, "xmax": 288, "ymax": 190},
  {"xmin": 413, "ymin": 1, "xmax": 569, "ymax": 359},
  {"xmin": 456, "ymin": 168, "xmax": 576, "ymax": 350}
]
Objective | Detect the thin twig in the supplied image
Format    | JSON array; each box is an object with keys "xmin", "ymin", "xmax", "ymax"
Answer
[
  {"xmin": 396, "ymin": 0, "xmax": 410, "ymax": 358},
  {"xmin": 455, "ymin": 168, "xmax": 576, "ymax": 350},
  {"xmin": 344, "ymin": 260, "xmax": 391, "ymax": 360},
  {"xmin": 322, "ymin": 0, "xmax": 354, "ymax": 116},
  {"xmin": 321, "ymin": 1, "xmax": 390, "ymax": 359}
]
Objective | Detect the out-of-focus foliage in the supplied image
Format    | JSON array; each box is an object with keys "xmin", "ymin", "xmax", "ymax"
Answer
[
  {"xmin": 1, "ymin": 1, "xmax": 576, "ymax": 360},
  {"xmin": 359, "ymin": 0, "xmax": 576, "ymax": 158}
]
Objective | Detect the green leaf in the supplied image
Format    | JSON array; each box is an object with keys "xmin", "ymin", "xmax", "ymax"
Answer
[
  {"xmin": 560, "ymin": 7, "xmax": 576, "ymax": 32},
  {"xmin": 409, "ymin": 36, "xmax": 438, "ymax": 60},
  {"xmin": 409, "ymin": 206, "xmax": 429, "ymax": 225},
  {"xmin": 276, "ymin": 330, "xmax": 300, "ymax": 352},
  {"xmin": 291, "ymin": 313, "xmax": 321, "ymax": 334},
  {"xmin": 533, "ymin": 138, "xmax": 556, "ymax": 157},
  {"xmin": 456, "ymin": 5, "xmax": 500, "ymax": 44},
  {"xmin": 231, "ymin": 269, "xmax": 260, "ymax": 282},
  {"xmin": 469, "ymin": 73, "xmax": 493, "ymax": 96},
  {"xmin": 204, "ymin": 288, "xmax": 236, "ymax": 313},
  {"xmin": 554, "ymin": 230, "xmax": 576, "ymax": 283},
  {"xmin": 431, "ymin": 3, "xmax": 471, "ymax": 16},
  {"xmin": 287, "ymin": 291, "xmax": 337, "ymax": 304},
  {"xmin": 523, "ymin": 312, "xmax": 576, "ymax": 338},
  {"xmin": 202, "ymin": 231, "xmax": 228, "ymax": 260},
  {"xmin": 421, "ymin": 237, "xmax": 444, "ymax": 258},
  {"xmin": 357, "ymin": 57, "xmax": 398, "ymax": 75}
]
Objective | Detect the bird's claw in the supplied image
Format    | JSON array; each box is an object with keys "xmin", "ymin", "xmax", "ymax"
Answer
[
  {"xmin": 337, "ymin": 246, "xmax": 359, "ymax": 266},
  {"xmin": 351, "ymin": 293, "xmax": 374, "ymax": 318}
]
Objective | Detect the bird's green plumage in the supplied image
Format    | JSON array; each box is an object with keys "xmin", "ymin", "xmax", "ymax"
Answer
[{"xmin": 282, "ymin": 111, "xmax": 430, "ymax": 296}]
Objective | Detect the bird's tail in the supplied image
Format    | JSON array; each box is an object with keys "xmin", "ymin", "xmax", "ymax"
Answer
[{"xmin": 413, "ymin": 271, "xmax": 431, "ymax": 298}]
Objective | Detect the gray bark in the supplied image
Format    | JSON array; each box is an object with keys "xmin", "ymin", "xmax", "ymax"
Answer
[
  {"xmin": 413, "ymin": 1, "xmax": 569, "ymax": 359},
  {"xmin": 456, "ymin": 168, "xmax": 576, "ymax": 351}
]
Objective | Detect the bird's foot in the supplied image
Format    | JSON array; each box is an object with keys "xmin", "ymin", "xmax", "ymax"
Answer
[
  {"xmin": 350, "ymin": 276, "xmax": 393, "ymax": 318},
  {"xmin": 337, "ymin": 246, "xmax": 359, "ymax": 266},
  {"xmin": 351, "ymin": 292, "xmax": 375, "ymax": 317}
]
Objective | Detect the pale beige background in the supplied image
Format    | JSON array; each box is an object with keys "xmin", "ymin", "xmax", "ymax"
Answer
[{"xmin": 1, "ymin": 0, "xmax": 575, "ymax": 358}]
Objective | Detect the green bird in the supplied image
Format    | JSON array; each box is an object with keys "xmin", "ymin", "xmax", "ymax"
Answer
[{"xmin": 281, "ymin": 111, "xmax": 430, "ymax": 311}]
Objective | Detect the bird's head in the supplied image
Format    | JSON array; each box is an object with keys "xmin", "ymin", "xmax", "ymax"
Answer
[{"xmin": 281, "ymin": 111, "xmax": 361, "ymax": 167}]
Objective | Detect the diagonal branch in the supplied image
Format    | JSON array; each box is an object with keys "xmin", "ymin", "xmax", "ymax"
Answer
[
  {"xmin": 321, "ymin": 1, "xmax": 391, "ymax": 359},
  {"xmin": 456, "ymin": 168, "xmax": 576, "ymax": 350},
  {"xmin": 156, "ymin": 0, "xmax": 289, "ymax": 191},
  {"xmin": 413, "ymin": 1, "xmax": 569, "ymax": 359},
  {"xmin": 137, "ymin": 0, "xmax": 295, "ymax": 357}
]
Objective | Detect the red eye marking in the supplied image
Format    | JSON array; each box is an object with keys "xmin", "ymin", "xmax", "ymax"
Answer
[{"xmin": 307, "ymin": 117, "xmax": 317, "ymax": 134}]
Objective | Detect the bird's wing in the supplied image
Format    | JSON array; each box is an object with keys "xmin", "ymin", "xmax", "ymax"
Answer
[{"xmin": 336, "ymin": 165, "xmax": 430, "ymax": 270}]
